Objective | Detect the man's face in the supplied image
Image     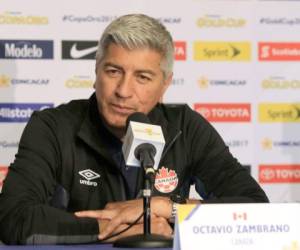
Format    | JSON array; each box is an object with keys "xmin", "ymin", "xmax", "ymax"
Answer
[{"xmin": 94, "ymin": 44, "xmax": 172, "ymax": 131}]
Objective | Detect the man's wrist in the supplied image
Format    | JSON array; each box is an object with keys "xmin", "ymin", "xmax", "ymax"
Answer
[
  {"xmin": 151, "ymin": 196, "xmax": 202, "ymax": 223},
  {"xmin": 186, "ymin": 198, "xmax": 202, "ymax": 204},
  {"xmin": 168, "ymin": 195, "xmax": 187, "ymax": 223}
]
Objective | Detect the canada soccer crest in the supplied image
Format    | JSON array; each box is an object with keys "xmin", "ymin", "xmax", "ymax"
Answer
[{"xmin": 154, "ymin": 167, "xmax": 178, "ymax": 193}]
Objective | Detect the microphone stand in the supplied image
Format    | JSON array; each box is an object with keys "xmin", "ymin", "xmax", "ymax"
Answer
[{"xmin": 113, "ymin": 149, "xmax": 173, "ymax": 248}]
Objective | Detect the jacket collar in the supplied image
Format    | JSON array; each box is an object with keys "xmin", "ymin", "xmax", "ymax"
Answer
[
  {"xmin": 77, "ymin": 93, "xmax": 117, "ymax": 167},
  {"xmin": 77, "ymin": 94, "xmax": 181, "ymax": 163},
  {"xmin": 148, "ymin": 104, "xmax": 181, "ymax": 157}
]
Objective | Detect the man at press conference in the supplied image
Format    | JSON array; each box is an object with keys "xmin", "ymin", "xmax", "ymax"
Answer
[{"xmin": 0, "ymin": 13, "xmax": 268, "ymax": 245}]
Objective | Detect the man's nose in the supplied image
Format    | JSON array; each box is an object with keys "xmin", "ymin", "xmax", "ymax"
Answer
[{"xmin": 115, "ymin": 74, "xmax": 134, "ymax": 98}]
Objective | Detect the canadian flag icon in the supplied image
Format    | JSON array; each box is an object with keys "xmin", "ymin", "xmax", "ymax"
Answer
[{"xmin": 233, "ymin": 212, "xmax": 247, "ymax": 221}]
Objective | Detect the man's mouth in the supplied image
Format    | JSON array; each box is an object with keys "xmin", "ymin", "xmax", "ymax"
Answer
[{"xmin": 110, "ymin": 103, "xmax": 135, "ymax": 115}]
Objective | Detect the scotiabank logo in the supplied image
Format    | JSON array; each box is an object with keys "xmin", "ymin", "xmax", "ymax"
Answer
[
  {"xmin": 259, "ymin": 165, "xmax": 300, "ymax": 183},
  {"xmin": 0, "ymin": 166, "xmax": 8, "ymax": 191},
  {"xmin": 258, "ymin": 42, "xmax": 300, "ymax": 61},
  {"xmin": 174, "ymin": 41, "xmax": 186, "ymax": 60},
  {"xmin": 0, "ymin": 103, "xmax": 53, "ymax": 122},
  {"xmin": 194, "ymin": 103, "xmax": 251, "ymax": 122},
  {"xmin": 0, "ymin": 40, "xmax": 53, "ymax": 59}
]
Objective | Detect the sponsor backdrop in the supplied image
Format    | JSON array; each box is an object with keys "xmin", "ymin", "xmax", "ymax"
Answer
[{"xmin": 0, "ymin": 0, "xmax": 300, "ymax": 202}]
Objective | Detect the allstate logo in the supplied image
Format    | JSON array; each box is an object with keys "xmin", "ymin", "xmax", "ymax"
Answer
[{"xmin": 0, "ymin": 103, "xmax": 54, "ymax": 122}]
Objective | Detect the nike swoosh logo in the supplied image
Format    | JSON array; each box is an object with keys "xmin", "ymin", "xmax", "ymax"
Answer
[{"xmin": 70, "ymin": 43, "xmax": 98, "ymax": 59}]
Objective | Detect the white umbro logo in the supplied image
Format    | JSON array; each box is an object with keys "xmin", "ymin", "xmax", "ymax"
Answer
[
  {"xmin": 79, "ymin": 169, "xmax": 100, "ymax": 181},
  {"xmin": 79, "ymin": 169, "xmax": 100, "ymax": 186}
]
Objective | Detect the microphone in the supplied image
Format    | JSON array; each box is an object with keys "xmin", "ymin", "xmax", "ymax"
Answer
[
  {"xmin": 114, "ymin": 113, "xmax": 172, "ymax": 248},
  {"xmin": 122, "ymin": 112, "xmax": 165, "ymax": 181}
]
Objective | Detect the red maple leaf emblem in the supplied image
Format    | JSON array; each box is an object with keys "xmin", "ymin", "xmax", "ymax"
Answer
[{"xmin": 154, "ymin": 167, "xmax": 178, "ymax": 193}]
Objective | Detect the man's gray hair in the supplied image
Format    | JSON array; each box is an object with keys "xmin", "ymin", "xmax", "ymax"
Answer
[{"xmin": 96, "ymin": 14, "xmax": 174, "ymax": 78}]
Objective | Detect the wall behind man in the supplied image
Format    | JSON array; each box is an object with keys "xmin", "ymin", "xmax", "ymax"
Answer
[{"xmin": 1, "ymin": 0, "xmax": 300, "ymax": 202}]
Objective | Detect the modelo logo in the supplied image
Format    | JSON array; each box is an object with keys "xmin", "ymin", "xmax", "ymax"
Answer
[
  {"xmin": 0, "ymin": 40, "xmax": 53, "ymax": 59},
  {"xmin": 0, "ymin": 103, "xmax": 54, "ymax": 122}
]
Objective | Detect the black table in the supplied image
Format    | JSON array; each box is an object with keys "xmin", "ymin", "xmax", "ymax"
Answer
[{"xmin": 0, "ymin": 244, "xmax": 172, "ymax": 250}]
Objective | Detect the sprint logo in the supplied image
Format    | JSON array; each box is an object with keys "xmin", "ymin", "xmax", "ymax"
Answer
[
  {"xmin": 194, "ymin": 41, "xmax": 251, "ymax": 61},
  {"xmin": 79, "ymin": 169, "xmax": 100, "ymax": 187},
  {"xmin": 258, "ymin": 103, "xmax": 300, "ymax": 123}
]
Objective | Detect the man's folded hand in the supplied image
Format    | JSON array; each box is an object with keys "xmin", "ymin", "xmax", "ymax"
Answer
[{"xmin": 75, "ymin": 197, "xmax": 173, "ymax": 241}]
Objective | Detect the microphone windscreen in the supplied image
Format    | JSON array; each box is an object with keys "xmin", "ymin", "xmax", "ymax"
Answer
[
  {"xmin": 123, "ymin": 112, "xmax": 165, "ymax": 169},
  {"xmin": 126, "ymin": 112, "xmax": 150, "ymax": 130}
]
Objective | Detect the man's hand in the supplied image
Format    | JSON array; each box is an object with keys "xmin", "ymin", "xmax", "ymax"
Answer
[
  {"xmin": 75, "ymin": 211, "xmax": 173, "ymax": 241},
  {"xmin": 75, "ymin": 197, "xmax": 173, "ymax": 240},
  {"xmin": 75, "ymin": 200, "xmax": 143, "ymax": 239}
]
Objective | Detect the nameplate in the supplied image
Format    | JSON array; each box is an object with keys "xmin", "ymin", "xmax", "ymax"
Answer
[{"xmin": 173, "ymin": 203, "xmax": 300, "ymax": 250}]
